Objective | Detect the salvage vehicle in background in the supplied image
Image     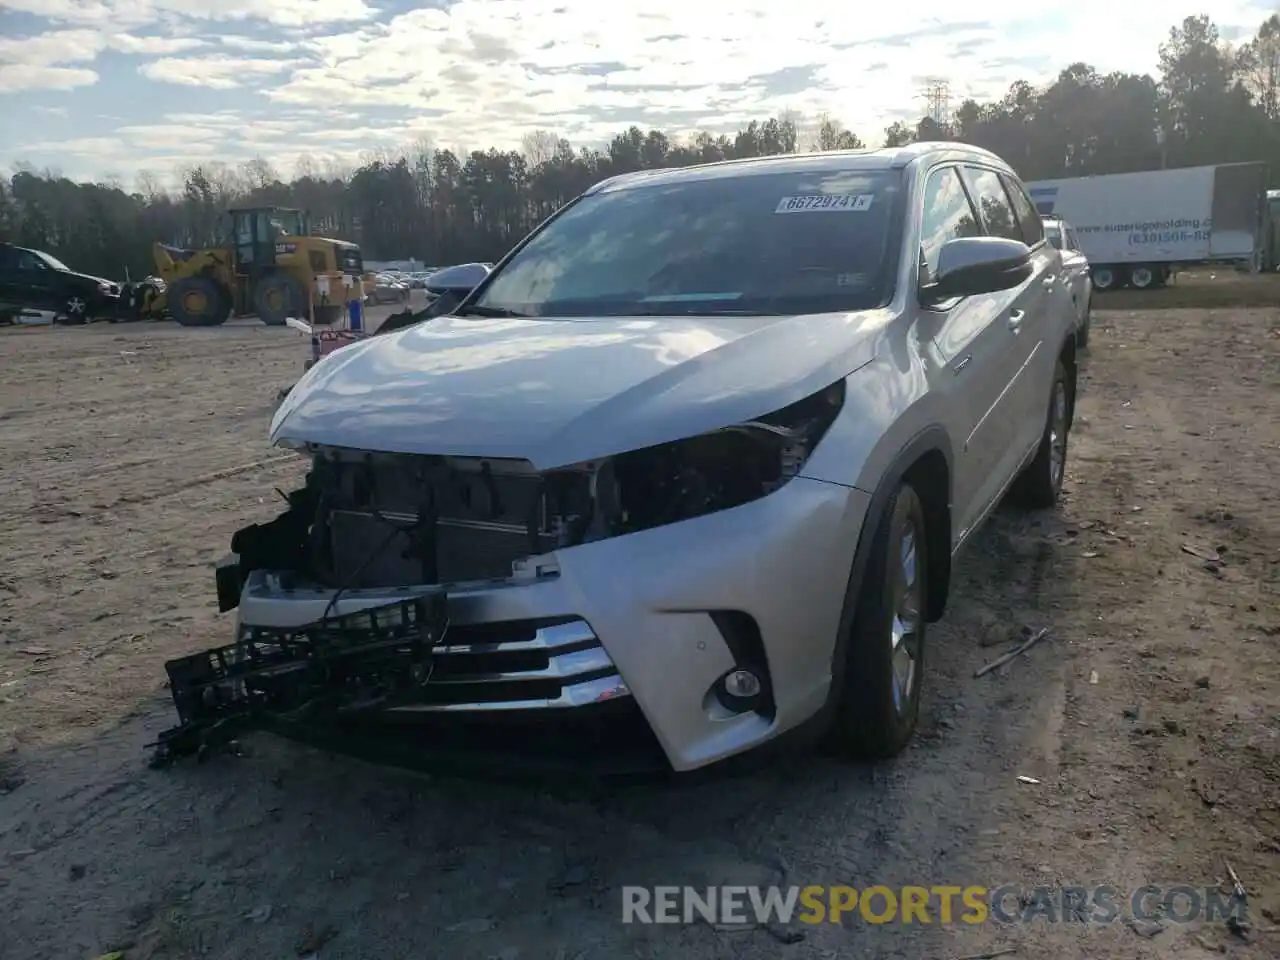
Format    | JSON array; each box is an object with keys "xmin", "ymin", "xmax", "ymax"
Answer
[
  {"xmin": 0, "ymin": 241, "xmax": 121, "ymax": 324},
  {"xmin": 1043, "ymin": 215, "xmax": 1093, "ymax": 348},
  {"xmin": 153, "ymin": 143, "xmax": 1081, "ymax": 775},
  {"xmin": 375, "ymin": 262, "xmax": 493, "ymax": 335},
  {"xmin": 365, "ymin": 272, "xmax": 411, "ymax": 304}
]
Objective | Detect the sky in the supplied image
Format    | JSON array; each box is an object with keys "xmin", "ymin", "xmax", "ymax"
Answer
[{"xmin": 0, "ymin": 0, "xmax": 1275, "ymax": 187}]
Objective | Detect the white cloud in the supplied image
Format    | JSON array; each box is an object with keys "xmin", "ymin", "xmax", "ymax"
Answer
[
  {"xmin": 0, "ymin": 0, "xmax": 376, "ymax": 27},
  {"xmin": 139, "ymin": 53, "xmax": 303, "ymax": 88},
  {"xmin": 109, "ymin": 32, "xmax": 205, "ymax": 54},
  {"xmin": 0, "ymin": 64, "xmax": 98, "ymax": 92},
  {"xmin": 0, "ymin": 28, "xmax": 106, "ymax": 65},
  {"xmin": 115, "ymin": 122, "xmax": 225, "ymax": 148},
  {"xmin": 2, "ymin": 0, "xmax": 1276, "ymax": 178},
  {"xmin": 219, "ymin": 35, "xmax": 298, "ymax": 52},
  {"xmin": 19, "ymin": 135, "xmax": 127, "ymax": 154},
  {"xmin": 0, "ymin": 28, "xmax": 205, "ymax": 92}
]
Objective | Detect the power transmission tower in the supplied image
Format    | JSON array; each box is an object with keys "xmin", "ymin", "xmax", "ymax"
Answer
[{"xmin": 919, "ymin": 79, "xmax": 951, "ymax": 129}]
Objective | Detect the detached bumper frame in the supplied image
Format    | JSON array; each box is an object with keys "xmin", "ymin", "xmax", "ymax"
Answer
[{"xmin": 149, "ymin": 593, "xmax": 448, "ymax": 768}]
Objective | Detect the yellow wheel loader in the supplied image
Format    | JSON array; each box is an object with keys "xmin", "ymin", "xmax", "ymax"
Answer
[{"xmin": 147, "ymin": 207, "xmax": 364, "ymax": 327}]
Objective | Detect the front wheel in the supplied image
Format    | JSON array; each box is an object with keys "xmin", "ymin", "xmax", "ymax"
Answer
[
  {"xmin": 830, "ymin": 483, "xmax": 928, "ymax": 759},
  {"xmin": 1010, "ymin": 359, "xmax": 1072, "ymax": 509},
  {"xmin": 57, "ymin": 294, "xmax": 89, "ymax": 325},
  {"xmin": 168, "ymin": 276, "xmax": 230, "ymax": 327}
]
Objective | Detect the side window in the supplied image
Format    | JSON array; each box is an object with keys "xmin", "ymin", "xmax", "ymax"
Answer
[
  {"xmin": 960, "ymin": 167, "xmax": 1022, "ymax": 243},
  {"xmin": 14, "ymin": 251, "xmax": 42, "ymax": 271},
  {"xmin": 1000, "ymin": 173, "xmax": 1044, "ymax": 246},
  {"xmin": 919, "ymin": 166, "xmax": 983, "ymax": 282},
  {"xmin": 0, "ymin": 247, "xmax": 14, "ymax": 270}
]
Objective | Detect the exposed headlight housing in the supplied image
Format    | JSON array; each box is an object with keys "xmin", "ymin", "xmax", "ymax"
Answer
[{"xmin": 543, "ymin": 379, "xmax": 847, "ymax": 544}]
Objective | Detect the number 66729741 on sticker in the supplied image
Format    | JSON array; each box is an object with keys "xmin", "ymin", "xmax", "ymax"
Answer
[{"xmin": 774, "ymin": 194, "xmax": 874, "ymax": 213}]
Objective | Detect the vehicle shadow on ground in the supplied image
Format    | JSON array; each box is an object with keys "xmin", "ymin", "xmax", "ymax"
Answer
[{"xmin": 1, "ymin": 504, "xmax": 1081, "ymax": 960}]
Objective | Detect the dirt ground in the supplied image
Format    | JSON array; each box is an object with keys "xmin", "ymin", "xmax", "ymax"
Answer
[{"xmin": 1, "ymin": 283, "xmax": 1277, "ymax": 960}]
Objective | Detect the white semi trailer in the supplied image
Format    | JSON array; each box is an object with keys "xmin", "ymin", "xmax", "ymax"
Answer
[{"xmin": 1025, "ymin": 162, "xmax": 1268, "ymax": 290}]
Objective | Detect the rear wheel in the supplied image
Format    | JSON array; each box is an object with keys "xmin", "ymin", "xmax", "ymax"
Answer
[
  {"xmin": 168, "ymin": 276, "xmax": 230, "ymax": 327},
  {"xmin": 1010, "ymin": 359, "xmax": 1072, "ymax": 509},
  {"xmin": 830, "ymin": 483, "xmax": 928, "ymax": 759},
  {"xmin": 1092, "ymin": 266, "xmax": 1117, "ymax": 291},
  {"xmin": 254, "ymin": 273, "xmax": 305, "ymax": 326},
  {"xmin": 1129, "ymin": 265, "xmax": 1156, "ymax": 289}
]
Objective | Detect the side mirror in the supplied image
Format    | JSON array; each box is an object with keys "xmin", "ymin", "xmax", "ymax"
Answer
[
  {"xmin": 424, "ymin": 262, "xmax": 491, "ymax": 297},
  {"xmin": 923, "ymin": 237, "xmax": 1033, "ymax": 302}
]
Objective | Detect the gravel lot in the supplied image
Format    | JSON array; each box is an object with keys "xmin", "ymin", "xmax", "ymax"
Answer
[{"xmin": 1, "ymin": 287, "xmax": 1277, "ymax": 960}]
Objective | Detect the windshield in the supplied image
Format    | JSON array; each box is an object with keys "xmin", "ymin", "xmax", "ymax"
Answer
[
  {"xmin": 269, "ymin": 210, "xmax": 304, "ymax": 236},
  {"xmin": 473, "ymin": 168, "xmax": 902, "ymax": 317},
  {"xmin": 1044, "ymin": 222, "xmax": 1063, "ymax": 250},
  {"xmin": 37, "ymin": 250, "xmax": 71, "ymax": 271}
]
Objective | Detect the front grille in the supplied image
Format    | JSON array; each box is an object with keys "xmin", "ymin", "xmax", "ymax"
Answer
[
  {"xmin": 389, "ymin": 617, "xmax": 630, "ymax": 713},
  {"xmin": 329, "ymin": 510, "xmax": 535, "ymax": 586}
]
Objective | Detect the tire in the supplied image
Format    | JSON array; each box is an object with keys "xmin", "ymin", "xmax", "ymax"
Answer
[
  {"xmin": 254, "ymin": 273, "xmax": 305, "ymax": 326},
  {"xmin": 1091, "ymin": 266, "xmax": 1117, "ymax": 291},
  {"xmin": 1010, "ymin": 359, "xmax": 1072, "ymax": 509},
  {"xmin": 830, "ymin": 483, "xmax": 928, "ymax": 759},
  {"xmin": 59, "ymin": 293, "xmax": 89, "ymax": 325},
  {"xmin": 168, "ymin": 276, "xmax": 230, "ymax": 327},
  {"xmin": 1076, "ymin": 296, "xmax": 1091, "ymax": 349},
  {"xmin": 1129, "ymin": 265, "xmax": 1155, "ymax": 289}
]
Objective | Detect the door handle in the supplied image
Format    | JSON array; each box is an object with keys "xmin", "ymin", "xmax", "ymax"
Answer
[{"xmin": 1008, "ymin": 309, "xmax": 1025, "ymax": 331}]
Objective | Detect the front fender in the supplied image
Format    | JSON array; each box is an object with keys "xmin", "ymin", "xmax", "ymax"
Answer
[{"xmin": 799, "ymin": 352, "xmax": 952, "ymax": 496}]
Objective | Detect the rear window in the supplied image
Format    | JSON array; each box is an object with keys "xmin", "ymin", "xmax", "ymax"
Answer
[
  {"xmin": 474, "ymin": 169, "xmax": 904, "ymax": 317},
  {"xmin": 1044, "ymin": 222, "xmax": 1063, "ymax": 249}
]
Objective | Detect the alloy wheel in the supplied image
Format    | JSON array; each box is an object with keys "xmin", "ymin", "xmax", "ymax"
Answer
[
  {"xmin": 890, "ymin": 518, "xmax": 923, "ymax": 715},
  {"xmin": 1049, "ymin": 378, "xmax": 1068, "ymax": 490}
]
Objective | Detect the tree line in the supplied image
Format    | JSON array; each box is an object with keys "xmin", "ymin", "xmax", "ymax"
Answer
[{"xmin": 1, "ymin": 13, "xmax": 1277, "ymax": 281}]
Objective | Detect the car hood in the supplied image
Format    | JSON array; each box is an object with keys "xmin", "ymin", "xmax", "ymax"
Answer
[
  {"xmin": 68, "ymin": 271, "xmax": 114, "ymax": 287},
  {"xmin": 270, "ymin": 311, "xmax": 889, "ymax": 469}
]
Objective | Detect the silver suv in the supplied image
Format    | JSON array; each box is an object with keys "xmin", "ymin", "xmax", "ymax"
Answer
[{"xmin": 199, "ymin": 143, "xmax": 1079, "ymax": 774}]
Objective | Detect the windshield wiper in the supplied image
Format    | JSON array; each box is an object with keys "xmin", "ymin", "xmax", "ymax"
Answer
[{"xmin": 455, "ymin": 304, "xmax": 530, "ymax": 318}]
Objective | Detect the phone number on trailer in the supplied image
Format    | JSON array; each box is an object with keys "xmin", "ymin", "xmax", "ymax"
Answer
[{"xmin": 1129, "ymin": 230, "xmax": 1210, "ymax": 246}]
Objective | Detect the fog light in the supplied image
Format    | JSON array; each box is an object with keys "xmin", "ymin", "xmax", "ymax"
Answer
[{"xmin": 722, "ymin": 668, "xmax": 762, "ymax": 699}]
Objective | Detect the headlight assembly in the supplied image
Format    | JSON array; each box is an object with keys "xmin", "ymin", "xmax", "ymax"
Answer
[{"xmin": 544, "ymin": 379, "xmax": 847, "ymax": 543}]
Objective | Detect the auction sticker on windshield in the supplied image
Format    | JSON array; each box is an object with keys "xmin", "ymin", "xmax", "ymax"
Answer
[{"xmin": 775, "ymin": 194, "xmax": 874, "ymax": 213}]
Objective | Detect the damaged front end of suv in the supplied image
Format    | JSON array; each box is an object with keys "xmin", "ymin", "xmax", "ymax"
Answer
[{"xmin": 152, "ymin": 380, "xmax": 847, "ymax": 770}]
